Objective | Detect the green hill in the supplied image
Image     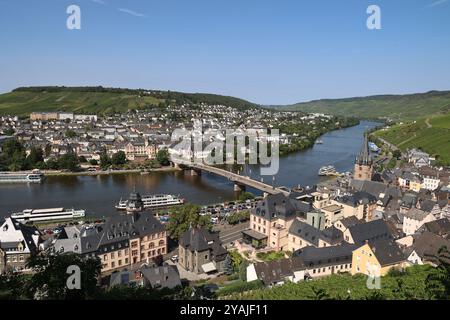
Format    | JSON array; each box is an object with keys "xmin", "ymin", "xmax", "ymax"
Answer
[
  {"xmin": 0, "ymin": 86, "xmax": 259, "ymax": 116},
  {"xmin": 374, "ymin": 112, "xmax": 450, "ymax": 165},
  {"xmin": 279, "ymin": 90, "xmax": 450, "ymax": 120}
]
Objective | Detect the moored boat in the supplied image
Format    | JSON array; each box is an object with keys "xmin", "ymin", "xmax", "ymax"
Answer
[
  {"xmin": 318, "ymin": 165, "xmax": 339, "ymax": 176},
  {"xmin": 116, "ymin": 193, "xmax": 185, "ymax": 211},
  {"xmin": 0, "ymin": 170, "xmax": 45, "ymax": 184},
  {"xmin": 11, "ymin": 207, "xmax": 85, "ymax": 223}
]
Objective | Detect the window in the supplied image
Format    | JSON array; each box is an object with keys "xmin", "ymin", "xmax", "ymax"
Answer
[{"xmin": 111, "ymin": 261, "xmax": 115, "ymax": 268}]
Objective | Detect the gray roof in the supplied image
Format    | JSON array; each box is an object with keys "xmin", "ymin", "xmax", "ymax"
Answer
[
  {"xmin": 368, "ymin": 239, "xmax": 406, "ymax": 266},
  {"xmin": 294, "ymin": 244, "xmax": 357, "ymax": 268},
  {"xmin": 289, "ymin": 220, "xmax": 343, "ymax": 246},
  {"xmin": 289, "ymin": 220, "xmax": 323, "ymax": 246},
  {"xmin": 347, "ymin": 219, "xmax": 392, "ymax": 244},
  {"xmin": 412, "ymin": 232, "xmax": 450, "ymax": 265},
  {"xmin": 419, "ymin": 218, "xmax": 450, "ymax": 237},
  {"xmin": 420, "ymin": 200, "xmax": 437, "ymax": 213},
  {"xmin": 253, "ymin": 257, "xmax": 305, "ymax": 285},
  {"xmin": 179, "ymin": 227, "xmax": 227, "ymax": 261},
  {"xmin": 252, "ymin": 193, "xmax": 297, "ymax": 221},
  {"xmin": 337, "ymin": 191, "xmax": 377, "ymax": 207},
  {"xmin": 405, "ymin": 208, "xmax": 432, "ymax": 222},
  {"xmin": 336, "ymin": 216, "xmax": 362, "ymax": 229},
  {"xmin": 141, "ymin": 265, "xmax": 182, "ymax": 289}
]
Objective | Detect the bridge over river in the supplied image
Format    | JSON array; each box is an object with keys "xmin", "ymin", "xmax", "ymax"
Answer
[{"xmin": 173, "ymin": 160, "xmax": 289, "ymax": 196}]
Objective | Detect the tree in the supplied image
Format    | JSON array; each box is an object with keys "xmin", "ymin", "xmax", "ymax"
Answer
[
  {"xmin": 392, "ymin": 150, "xmax": 402, "ymax": 159},
  {"xmin": 2, "ymin": 128, "xmax": 15, "ymax": 135},
  {"xmin": 0, "ymin": 138, "xmax": 26, "ymax": 171},
  {"xmin": 25, "ymin": 253, "xmax": 101, "ymax": 300},
  {"xmin": 44, "ymin": 143, "xmax": 52, "ymax": 157},
  {"xmin": 89, "ymin": 159, "xmax": 98, "ymax": 166},
  {"xmin": 239, "ymin": 192, "xmax": 255, "ymax": 202},
  {"xmin": 111, "ymin": 151, "xmax": 127, "ymax": 166},
  {"xmin": 100, "ymin": 152, "xmax": 111, "ymax": 170},
  {"xmin": 156, "ymin": 149, "xmax": 170, "ymax": 166},
  {"xmin": 78, "ymin": 156, "xmax": 87, "ymax": 163},
  {"xmin": 425, "ymin": 246, "xmax": 450, "ymax": 299},
  {"xmin": 58, "ymin": 152, "xmax": 80, "ymax": 171},
  {"xmin": 65, "ymin": 130, "xmax": 77, "ymax": 138},
  {"xmin": 166, "ymin": 204, "xmax": 211, "ymax": 240},
  {"xmin": 226, "ymin": 210, "xmax": 250, "ymax": 225},
  {"xmin": 26, "ymin": 146, "xmax": 44, "ymax": 166}
]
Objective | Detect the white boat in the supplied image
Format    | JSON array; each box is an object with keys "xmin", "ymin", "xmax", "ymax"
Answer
[
  {"xmin": 11, "ymin": 207, "xmax": 86, "ymax": 223},
  {"xmin": 116, "ymin": 193, "xmax": 185, "ymax": 211},
  {"xmin": 318, "ymin": 165, "xmax": 339, "ymax": 176},
  {"xmin": 315, "ymin": 139, "xmax": 324, "ymax": 145},
  {"xmin": 0, "ymin": 170, "xmax": 45, "ymax": 184}
]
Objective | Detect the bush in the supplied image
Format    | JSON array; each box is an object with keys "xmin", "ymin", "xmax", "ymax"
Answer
[{"xmin": 216, "ymin": 280, "xmax": 264, "ymax": 297}]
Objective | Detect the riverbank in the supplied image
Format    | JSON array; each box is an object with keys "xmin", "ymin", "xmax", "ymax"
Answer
[
  {"xmin": 0, "ymin": 121, "xmax": 379, "ymax": 218},
  {"xmin": 6, "ymin": 166, "xmax": 181, "ymax": 177}
]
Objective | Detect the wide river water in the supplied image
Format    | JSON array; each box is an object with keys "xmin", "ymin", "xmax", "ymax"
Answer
[{"xmin": 0, "ymin": 121, "xmax": 379, "ymax": 219}]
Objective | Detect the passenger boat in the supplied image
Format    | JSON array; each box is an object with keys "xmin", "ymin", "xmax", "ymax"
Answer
[
  {"xmin": 318, "ymin": 165, "xmax": 339, "ymax": 176},
  {"xmin": 115, "ymin": 193, "xmax": 185, "ymax": 211},
  {"xmin": 11, "ymin": 207, "xmax": 86, "ymax": 223},
  {"xmin": 0, "ymin": 170, "xmax": 45, "ymax": 184}
]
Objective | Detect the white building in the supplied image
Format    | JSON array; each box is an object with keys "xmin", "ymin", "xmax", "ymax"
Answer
[{"xmin": 402, "ymin": 208, "xmax": 436, "ymax": 236}]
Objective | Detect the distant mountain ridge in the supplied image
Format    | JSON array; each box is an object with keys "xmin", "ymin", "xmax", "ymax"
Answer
[
  {"xmin": 276, "ymin": 90, "xmax": 450, "ymax": 120},
  {"xmin": 0, "ymin": 86, "xmax": 259, "ymax": 116}
]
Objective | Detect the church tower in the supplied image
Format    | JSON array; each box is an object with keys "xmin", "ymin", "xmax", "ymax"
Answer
[{"xmin": 354, "ymin": 134, "xmax": 373, "ymax": 181}]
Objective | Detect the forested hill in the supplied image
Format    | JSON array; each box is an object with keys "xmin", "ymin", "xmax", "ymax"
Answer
[
  {"xmin": 277, "ymin": 90, "xmax": 450, "ymax": 120},
  {"xmin": 0, "ymin": 86, "xmax": 259, "ymax": 116}
]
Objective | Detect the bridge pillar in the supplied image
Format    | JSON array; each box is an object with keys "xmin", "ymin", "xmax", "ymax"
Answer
[
  {"xmin": 172, "ymin": 162, "xmax": 181, "ymax": 170},
  {"xmin": 234, "ymin": 183, "xmax": 246, "ymax": 192},
  {"xmin": 190, "ymin": 168, "xmax": 201, "ymax": 176}
]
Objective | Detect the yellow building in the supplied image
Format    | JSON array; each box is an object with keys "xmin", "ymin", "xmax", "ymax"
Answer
[{"xmin": 351, "ymin": 240, "xmax": 407, "ymax": 277}]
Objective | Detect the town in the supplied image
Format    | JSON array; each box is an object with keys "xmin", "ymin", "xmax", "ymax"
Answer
[{"xmin": 1, "ymin": 101, "xmax": 450, "ymax": 299}]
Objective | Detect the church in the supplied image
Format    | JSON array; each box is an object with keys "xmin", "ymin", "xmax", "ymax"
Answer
[{"xmin": 354, "ymin": 134, "xmax": 373, "ymax": 181}]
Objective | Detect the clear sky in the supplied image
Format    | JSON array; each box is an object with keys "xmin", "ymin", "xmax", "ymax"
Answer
[{"xmin": 0, "ymin": 0, "xmax": 449, "ymax": 104}]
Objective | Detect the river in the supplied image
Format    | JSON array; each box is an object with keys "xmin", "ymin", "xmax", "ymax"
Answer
[{"xmin": 0, "ymin": 121, "xmax": 379, "ymax": 219}]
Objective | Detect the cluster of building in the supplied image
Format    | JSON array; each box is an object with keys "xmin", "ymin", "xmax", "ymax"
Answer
[
  {"xmin": 0, "ymin": 207, "xmax": 231, "ymax": 291},
  {"xmin": 0, "ymin": 106, "xmax": 337, "ymax": 166},
  {"xmin": 244, "ymin": 136, "xmax": 450, "ymax": 286}
]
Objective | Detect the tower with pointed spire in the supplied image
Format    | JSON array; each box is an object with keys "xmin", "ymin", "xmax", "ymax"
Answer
[{"xmin": 354, "ymin": 133, "xmax": 373, "ymax": 181}]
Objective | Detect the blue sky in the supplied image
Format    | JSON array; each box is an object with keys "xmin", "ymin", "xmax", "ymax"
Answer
[{"xmin": 0, "ymin": 0, "xmax": 449, "ymax": 104}]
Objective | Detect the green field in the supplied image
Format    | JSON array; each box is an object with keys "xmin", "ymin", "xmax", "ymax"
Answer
[
  {"xmin": 0, "ymin": 86, "xmax": 259, "ymax": 116},
  {"xmin": 227, "ymin": 265, "xmax": 441, "ymax": 300},
  {"xmin": 374, "ymin": 113, "xmax": 450, "ymax": 165},
  {"xmin": 0, "ymin": 90, "xmax": 163, "ymax": 116},
  {"xmin": 278, "ymin": 90, "xmax": 450, "ymax": 120}
]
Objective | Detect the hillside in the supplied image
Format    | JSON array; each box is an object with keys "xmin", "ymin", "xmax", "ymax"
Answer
[
  {"xmin": 0, "ymin": 86, "xmax": 259, "ymax": 116},
  {"xmin": 374, "ymin": 112, "xmax": 450, "ymax": 165},
  {"xmin": 279, "ymin": 90, "xmax": 450, "ymax": 120}
]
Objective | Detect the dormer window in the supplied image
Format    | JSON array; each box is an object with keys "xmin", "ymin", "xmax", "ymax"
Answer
[{"xmin": 2, "ymin": 225, "xmax": 8, "ymax": 232}]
